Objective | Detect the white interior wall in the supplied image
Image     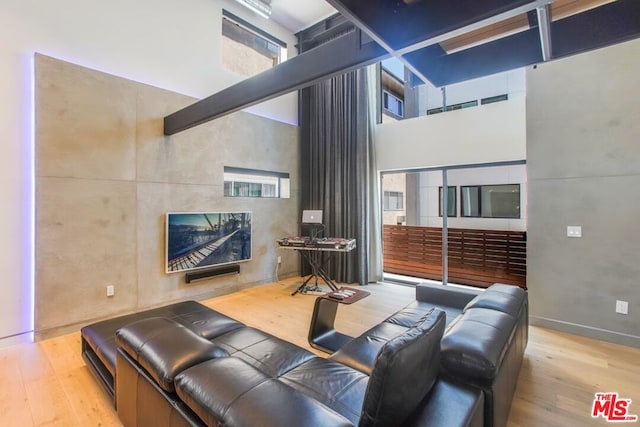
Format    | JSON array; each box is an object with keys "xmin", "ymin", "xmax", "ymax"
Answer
[
  {"xmin": 0, "ymin": 0, "xmax": 297, "ymax": 344},
  {"xmin": 419, "ymin": 69, "xmax": 526, "ymax": 111},
  {"xmin": 417, "ymin": 166, "xmax": 527, "ymax": 231},
  {"xmin": 375, "ymin": 96, "xmax": 527, "ymax": 172}
]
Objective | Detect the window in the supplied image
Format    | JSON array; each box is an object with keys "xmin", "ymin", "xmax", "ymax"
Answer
[
  {"xmin": 384, "ymin": 191, "xmax": 404, "ymax": 210},
  {"xmin": 383, "ymin": 91, "xmax": 404, "ymax": 117},
  {"xmin": 427, "ymin": 100, "xmax": 478, "ymax": 115},
  {"xmin": 481, "ymin": 94, "xmax": 508, "ymax": 105},
  {"xmin": 222, "ymin": 10, "xmax": 287, "ymax": 78},
  {"xmin": 461, "ymin": 184, "xmax": 520, "ymax": 218},
  {"xmin": 426, "ymin": 94, "xmax": 507, "ymax": 115},
  {"xmin": 439, "ymin": 186, "xmax": 457, "ymax": 217},
  {"xmin": 224, "ymin": 167, "xmax": 290, "ymax": 199}
]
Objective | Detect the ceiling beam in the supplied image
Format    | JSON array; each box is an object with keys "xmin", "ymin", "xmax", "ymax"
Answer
[
  {"xmin": 537, "ymin": 4, "xmax": 553, "ymax": 61},
  {"xmin": 326, "ymin": 0, "xmax": 554, "ymax": 84},
  {"xmin": 164, "ymin": 29, "xmax": 388, "ymax": 135},
  {"xmin": 327, "ymin": 0, "xmax": 541, "ymax": 51},
  {"xmin": 552, "ymin": 0, "xmax": 640, "ymax": 58},
  {"xmin": 404, "ymin": 28, "xmax": 542, "ymax": 87}
]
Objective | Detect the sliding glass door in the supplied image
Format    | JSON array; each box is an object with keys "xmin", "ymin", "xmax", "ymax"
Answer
[{"xmin": 381, "ymin": 162, "xmax": 527, "ymax": 289}]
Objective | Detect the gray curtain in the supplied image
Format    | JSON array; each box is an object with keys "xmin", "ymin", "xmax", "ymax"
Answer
[{"xmin": 300, "ymin": 66, "xmax": 382, "ymax": 285}]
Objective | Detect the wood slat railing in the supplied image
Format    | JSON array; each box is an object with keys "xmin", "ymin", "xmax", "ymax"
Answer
[{"xmin": 383, "ymin": 225, "xmax": 526, "ymax": 289}]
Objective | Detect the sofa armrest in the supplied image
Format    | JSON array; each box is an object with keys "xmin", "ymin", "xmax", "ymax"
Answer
[
  {"xmin": 440, "ymin": 308, "xmax": 515, "ymax": 386},
  {"xmin": 116, "ymin": 317, "xmax": 228, "ymax": 392},
  {"xmin": 416, "ymin": 283, "xmax": 480, "ymax": 309},
  {"xmin": 463, "ymin": 284, "xmax": 527, "ymax": 317},
  {"xmin": 176, "ymin": 357, "xmax": 353, "ymax": 427}
]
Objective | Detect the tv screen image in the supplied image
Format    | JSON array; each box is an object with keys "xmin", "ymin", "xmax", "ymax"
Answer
[{"xmin": 166, "ymin": 212, "xmax": 252, "ymax": 273}]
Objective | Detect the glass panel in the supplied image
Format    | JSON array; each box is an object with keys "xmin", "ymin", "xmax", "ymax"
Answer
[
  {"xmin": 224, "ymin": 167, "xmax": 290, "ymax": 199},
  {"xmin": 461, "ymin": 186, "xmax": 480, "ymax": 217},
  {"xmin": 382, "ymin": 165, "xmax": 527, "ymax": 289},
  {"xmin": 439, "ymin": 186, "xmax": 456, "ymax": 217},
  {"xmin": 384, "ymin": 191, "xmax": 404, "ymax": 210},
  {"xmin": 481, "ymin": 184, "xmax": 520, "ymax": 218}
]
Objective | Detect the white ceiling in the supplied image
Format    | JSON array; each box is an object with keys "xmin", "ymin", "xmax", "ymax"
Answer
[{"xmin": 268, "ymin": 0, "xmax": 337, "ymax": 33}]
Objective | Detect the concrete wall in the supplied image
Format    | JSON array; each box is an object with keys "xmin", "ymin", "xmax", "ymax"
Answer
[
  {"xmin": 35, "ymin": 55, "xmax": 300, "ymax": 339},
  {"xmin": 527, "ymin": 39, "xmax": 640, "ymax": 348},
  {"xmin": 0, "ymin": 0, "xmax": 297, "ymax": 344}
]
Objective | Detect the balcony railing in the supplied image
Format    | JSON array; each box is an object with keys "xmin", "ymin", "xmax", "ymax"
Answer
[{"xmin": 383, "ymin": 225, "xmax": 526, "ymax": 289}]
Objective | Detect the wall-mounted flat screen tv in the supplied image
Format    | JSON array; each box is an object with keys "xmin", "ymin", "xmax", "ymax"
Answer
[{"xmin": 166, "ymin": 212, "xmax": 252, "ymax": 274}]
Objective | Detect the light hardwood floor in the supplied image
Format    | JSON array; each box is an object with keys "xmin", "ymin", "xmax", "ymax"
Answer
[{"xmin": 1, "ymin": 278, "xmax": 638, "ymax": 426}]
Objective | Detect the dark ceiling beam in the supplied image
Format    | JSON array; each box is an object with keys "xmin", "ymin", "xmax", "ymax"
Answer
[
  {"xmin": 327, "ymin": 0, "xmax": 549, "ymax": 52},
  {"xmin": 404, "ymin": 29, "xmax": 543, "ymax": 87},
  {"xmin": 327, "ymin": 0, "xmax": 554, "ymax": 84},
  {"xmin": 164, "ymin": 29, "xmax": 388, "ymax": 135},
  {"xmin": 296, "ymin": 13, "xmax": 355, "ymax": 54},
  {"xmin": 552, "ymin": 0, "xmax": 640, "ymax": 58},
  {"xmin": 401, "ymin": 0, "xmax": 640, "ymax": 87}
]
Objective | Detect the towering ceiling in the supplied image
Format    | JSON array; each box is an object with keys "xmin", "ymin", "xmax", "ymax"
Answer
[
  {"xmin": 326, "ymin": 0, "xmax": 640, "ymax": 86},
  {"xmin": 165, "ymin": 0, "xmax": 640, "ymax": 133}
]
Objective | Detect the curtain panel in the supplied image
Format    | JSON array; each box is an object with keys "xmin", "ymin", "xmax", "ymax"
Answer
[{"xmin": 299, "ymin": 67, "xmax": 382, "ymax": 285}]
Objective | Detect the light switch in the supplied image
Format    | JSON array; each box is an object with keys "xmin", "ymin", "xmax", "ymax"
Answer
[{"xmin": 567, "ymin": 226, "xmax": 582, "ymax": 238}]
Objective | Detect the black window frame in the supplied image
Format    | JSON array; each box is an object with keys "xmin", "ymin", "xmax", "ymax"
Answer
[
  {"xmin": 382, "ymin": 90, "xmax": 404, "ymax": 118},
  {"xmin": 438, "ymin": 186, "xmax": 457, "ymax": 217},
  {"xmin": 460, "ymin": 184, "xmax": 521, "ymax": 219}
]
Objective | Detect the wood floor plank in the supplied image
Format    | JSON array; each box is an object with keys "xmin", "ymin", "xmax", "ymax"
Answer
[
  {"xmin": 24, "ymin": 375, "xmax": 75, "ymax": 426},
  {"xmin": 57, "ymin": 366, "xmax": 121, "ymax": 427},
  {"xmin": 1, "ymin": 278, "xmax": 638, "ymax": 427},
  {"xmin": 0, "ymin": 344, "xmax": 35, "ymax": 425}
]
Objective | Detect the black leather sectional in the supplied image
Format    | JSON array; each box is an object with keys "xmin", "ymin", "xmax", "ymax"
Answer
[{"xmin": 81, "ymin": 283, "xmax": 527, "ymax": 427}]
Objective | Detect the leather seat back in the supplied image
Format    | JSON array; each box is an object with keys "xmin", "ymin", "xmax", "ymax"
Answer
[{"xmin": 358, "ymin": 309, "xmax": 445, "ymax": 427}]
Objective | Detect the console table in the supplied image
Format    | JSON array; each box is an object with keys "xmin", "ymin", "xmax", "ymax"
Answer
[
  {"xmin": 277, "ymin": 237, "xmax": 356, "ymax": 295},
  {"xmin": 308, "ymin": 287, "xmax": 370, "ymax": 353}
]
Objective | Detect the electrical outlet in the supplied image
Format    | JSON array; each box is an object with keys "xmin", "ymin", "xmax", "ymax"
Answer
[
  {"xmin": 277, "ymin": 256, "xmax": 282, "ymax": 264},
  {"xmin": 567, "ymin": 226, "xmax": 582, "ymax": 238},
  {"xmin": 615, "ymin": 300, "xmax": 628, "ymax": 315},
  {"xmin": 106, "ymin": 285, "xmax": 115, "ymax": 297}
]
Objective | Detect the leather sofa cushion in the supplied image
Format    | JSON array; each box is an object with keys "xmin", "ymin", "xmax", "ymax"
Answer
[
  {"xmin": 281, "ymin": 357, "xmax": 369, "ymax": 424},
  {"xmin": 210, "ymin": 327, "xmax": 316, "ymax": 377},
  {"xmin": 329, "ymin": 322, "xmax": 408, "ymax": 375},
  {"xmin": 463, "ymin": 284, "xmax": 526, "ymax": 318},
  {"xmin": 359, "ymin": 309, "xmax": 445, "ymax": 427},
  {"xmin": 330, "ymin": 302, "xmax": 438, "ymax": 375},
  {"xmin": 116, "ymin": 317, "xmax": 228, "ymax": 392},
  {"xmin": 81, "ymin": 300, "xmax": 241, "ymax": 377},
  {"xmin": 440, "ymin": 307, "xmax": 515, "ymax": 384},
  {"xmin": 175, "ymin": 357, "xmax": 353, "ymax": 427},
  {"xmin": 403, "ymin": 378, "xmax": 484, "ymax": 427},
  {"xmin": 384, "ymin": 300, "xmax": 440, "ymax": 327}
]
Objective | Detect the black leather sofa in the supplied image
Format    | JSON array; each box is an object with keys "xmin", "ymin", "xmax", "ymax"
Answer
[{"xmin": 81, "ymin": 283, "xmax": 527, "ymax": 427}]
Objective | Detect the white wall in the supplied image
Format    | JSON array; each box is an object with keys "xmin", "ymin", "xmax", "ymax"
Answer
[
  {"xmin": 420, "ymin": 68, "xmax": 526, "ymax": 111},
  {"xmin": 375, "ymin": 96, "xmax": 527, "ymax": 172},
  {"xmin": 416, "ymin": 166, "xmax": 527, "ymax": 231},
  {"xmin": 0, "ymin": 0, "xmax": 297, "ymax": 343}
]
